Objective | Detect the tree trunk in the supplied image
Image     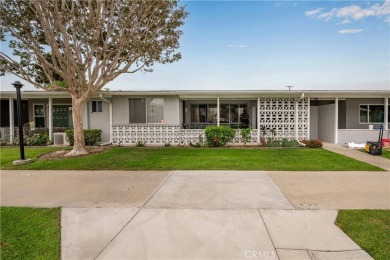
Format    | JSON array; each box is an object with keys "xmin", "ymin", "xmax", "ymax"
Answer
[{"xmin": 66, "ymin": 96, "xmax": 88, "ymax": 156}]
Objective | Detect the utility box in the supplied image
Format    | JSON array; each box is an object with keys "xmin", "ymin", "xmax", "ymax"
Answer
[{"xmin": 53, "ymin": 132, "xmax": 70, "ymax": 146}]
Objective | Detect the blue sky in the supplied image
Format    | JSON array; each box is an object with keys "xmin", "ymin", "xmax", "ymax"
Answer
[{"xmin": 1, "ymin": 0, "xmax": 389, "ymax": 91}]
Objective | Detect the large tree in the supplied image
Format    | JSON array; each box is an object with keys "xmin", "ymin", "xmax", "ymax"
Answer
[{"xmin": 0, "ymin": 0, "xmax": 188, "ymax": 155}]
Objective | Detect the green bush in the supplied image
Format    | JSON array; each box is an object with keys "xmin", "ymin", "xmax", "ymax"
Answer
[
  {"xmin": 267, "ymin": 140, "xmax": 282, "ymax": 147},
  {"xmin": 0, "ymin": 138, "xmax": 9, "ymax": 146},
  {"xmin": 136, "ymin": 140, "xmax": 145, "ymax": 147},
  {"xmin": 65, "ymin": 129, "xmax": 102, "ymax": 146},
  {"xmin": 240, "ymin": 128, "xmax": 252, "ymax": 145},
  {"xmin": 11, "ymin": 128, "xmax": 49, "ymax": 146},
  {"xmin": 302, "ymin": 139, "xmax": 323, "ymax": 148},
  {"xmin": 204, "ymin": 126, "xmax": 236, "ymax": 147},
  {"xmin": 281, "ymin": 138, "xmax": 300, "ymax": 148},
  {"xmin": 189, "ymin": 134, "xmax": 206, "ymax": 148},
  {"xmin": 26, "ymin": 133, "xmax": 50, "ymax": 146}
]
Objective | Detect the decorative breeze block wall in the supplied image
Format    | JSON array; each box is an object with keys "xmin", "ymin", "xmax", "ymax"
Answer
[{"xmin": 258, "ymin": 98, "xmax": 308, "ymax": 140}]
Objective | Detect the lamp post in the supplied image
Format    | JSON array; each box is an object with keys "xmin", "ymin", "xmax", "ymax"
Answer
[{"xmin": 12, "ymin": 81, "xmax": 25, "ymax": 160}]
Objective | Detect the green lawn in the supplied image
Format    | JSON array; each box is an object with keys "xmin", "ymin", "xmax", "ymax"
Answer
[
  {"xmin": 336, "ymin": 210, "xmax": 390, "ymax": 260},
  {"xmin": 0, "ymin": 207, "xmax": 61, "ymax": 260},
  {"xmin": 359, "ymin": 148, "xmax": 390, "ymax": 160},
  {"xmin": 381, "ymin": 149, "xmax": 390, "ymax": 159},
  {"xmin": 0, "ymin": 146, "xmax": 384, "ymax": 171}
]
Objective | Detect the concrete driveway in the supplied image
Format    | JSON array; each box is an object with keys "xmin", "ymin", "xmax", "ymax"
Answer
[{"xmin": 1, "ymin": 170, "xmax": 383, "ymax": 259}]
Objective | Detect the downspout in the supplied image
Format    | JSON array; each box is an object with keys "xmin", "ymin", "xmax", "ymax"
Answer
[
  {"xmin": 99, "ymin": 94, "xmax": 113, "ymax": 144},
  {"xmin": 295, "ymin": 93, "xmax": 306, "ymax": 147}
]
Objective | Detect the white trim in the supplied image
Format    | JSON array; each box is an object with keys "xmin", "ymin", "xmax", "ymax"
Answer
[
  {"xmin": 48, "ymin": 98, "xmax": 53, "ymax": 141},
  {"xmin": 217, "ymin": 97, "xmax": 220, "ymax": 126},
  {"xmin": 33, "ymin": 103, "xmax": 45, "ymax": 117},
  {"xmin": 91, "ymin": 100, "xmax": 103, "ymax": 113},
  {"xmin": 335, "ymin": 97, "xmax": 339, "ymax": 144},
  {"xmin": 99, "ymin": 94, "xmax": 113, "ymax": 143},
  {"xmin": 359, "ymin": 103, "xmax": 388, "ymax": 124},
  {"xmin": 295, "ymin": 100, "xmax": 298, "ymax": 140},
  {"xmin": 9, "ymin": 98, "xmax": 14, "ymax": 142},
  {"xmin": 307, "ymin": 97, "xmax": 311, "ymax": 140},
  {"xmin": 385, "ymin": 98, "xmax": 389, "ymax": 130},
  {"xmin": 257, "ymin": 97, "xmax": 260, "ymax": 143}
]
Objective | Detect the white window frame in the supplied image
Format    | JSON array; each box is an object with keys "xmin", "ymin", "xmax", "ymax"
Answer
[
  {"xmin": 33, "ymin": 103, "xmax": 45, "ymax": 117},
  {"xmin": 129, "ymin": 98, "xmax": 164, "ymax": 124},
  {"xmin": 33, "ymin": 103, "xmax": 45, "ymax": 127},
  {"xmin": 359, "ymin": 104, "xmax": 387, "ymax": 124},
  {"xmin": 91, "ymin": 100, "xmax": 103, "ymax": 113}
]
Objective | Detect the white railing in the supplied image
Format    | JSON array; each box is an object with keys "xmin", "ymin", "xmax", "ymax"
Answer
[{"xmin": 112, "ymin": 125, "xmax": 260, "ymax": 146}]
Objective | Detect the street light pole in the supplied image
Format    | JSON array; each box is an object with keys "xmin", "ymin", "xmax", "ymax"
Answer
[{"xmin": 12, "ymin": 81, "xmax": 25, "ymax": 160}]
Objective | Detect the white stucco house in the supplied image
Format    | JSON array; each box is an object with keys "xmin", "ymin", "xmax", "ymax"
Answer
[{"xmin": 0, "ymin": 89, "xmax": 389, "ymax": 146}]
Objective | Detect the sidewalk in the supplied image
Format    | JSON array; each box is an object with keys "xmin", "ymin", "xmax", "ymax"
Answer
[
  {"xmin": 323, "ymin": 142, "xmax": 390, "ymax": 171},
  {"xmin": 1, "ymin": 170, "xmax": 381, "ymax": 259}
]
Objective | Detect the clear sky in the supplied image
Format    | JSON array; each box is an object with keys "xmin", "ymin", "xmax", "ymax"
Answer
[{"xmin": 1, "ymin": 0, "xmax": 389, "ymax": 91}]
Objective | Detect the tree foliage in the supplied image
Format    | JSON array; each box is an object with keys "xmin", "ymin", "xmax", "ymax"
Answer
[{"xmin": 0, "ymin": 0, "xmax": 188, "ymax": 155}]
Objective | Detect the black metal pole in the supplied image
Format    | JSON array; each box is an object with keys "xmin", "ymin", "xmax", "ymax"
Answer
[{"xmin": 12, "ymin": 81, "xmax": 25, "ymax": 160}]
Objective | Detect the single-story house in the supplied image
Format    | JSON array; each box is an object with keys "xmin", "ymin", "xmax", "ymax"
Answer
[{"xmin": 0, "ymin": 90, "xmax": 389, "ymax": 146}]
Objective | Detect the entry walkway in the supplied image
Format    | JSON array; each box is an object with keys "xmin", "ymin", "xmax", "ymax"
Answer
[{"xmin": 323, "ymin": 142, "xmax": 390, "ymax": 171}]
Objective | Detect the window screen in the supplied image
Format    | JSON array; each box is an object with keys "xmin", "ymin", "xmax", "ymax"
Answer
[{"xmin": 129, "ymin": 98, "xmax": 146, "ymax": 123}]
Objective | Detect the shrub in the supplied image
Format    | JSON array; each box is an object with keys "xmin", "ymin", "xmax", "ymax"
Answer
[
  {"xmin": 164, "ymin": 142, "xmax": 171, "ymax": 147},
  {"xmin": 189, "ymin": 134, "xmax": 206, "ymax": 148},
  {"xmin": 267, "ymin": 140, "xmax": 282, "ymax": 147},
  {"xmin": 26, "ymin": 133, "xmax": 49, "ymax": 146},
  {"xmin": 84, "ymin": 129, "xmax": 103, "ymax": 145},
  {"xmin": 0, "ymin": 138, "xmax": 9, "ymax": 146},
  {"xmin": 11, "ymin": 128, "xmax": 49, "ymax": 146},
  {"xmin": 240, "ymin": 128, "xmax": 252, "ymax": 145},
  {"xmin": 136, "ymin": 140, "xmax": 145, "ymax": 147},
  {"xmin": 204, "ymin": 126, "xmax": 236, "ymax": 147},
  {"xmin": 302, "ymin": 139, "xmax": 323, "ymax": 148},
  {"xmin": 281, "ymin": 138, "xmax": 300, "ymax": 148},
  {"xmin": 65, "ymin": 129, "xmax": 102, "ymax": 146}
]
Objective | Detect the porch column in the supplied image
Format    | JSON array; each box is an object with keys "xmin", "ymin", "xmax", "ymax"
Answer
[
  {"xmin": 217, "ymin": 97, "xmax": 220, "ymax": 126},
  {"xmin": 307, "ymin": 97, "xmax": 311, "ymax": 140},
  {"xmin": 257, "ymin": 97, "xmax": 260, "ymax": 143},
  {"xmin": 335, "ymin": 97, "xmax": 339, "ymax": 144},
  {"xmin": 295, "ymin": 99, "xmax": 298, "ymax": 140},
  {"xmin": 384, "ymin": 98, "xmax": 388, "ymax": 130},
  {"xmin": 48, "ymin": 98, "xmax": 53, "ymax": 141},
  {"xmin": 9, "ymin": 98, "xmax": 14, "ymax": 142}
]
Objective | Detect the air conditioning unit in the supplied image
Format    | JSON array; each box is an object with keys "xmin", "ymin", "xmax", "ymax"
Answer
[
  {"xmin": 0, "ymin": 128, "xmax": 6, "ymax": 139},
  {"xmin": 53, "ymin": 133, "xmax": 70, "ymax": 146}
]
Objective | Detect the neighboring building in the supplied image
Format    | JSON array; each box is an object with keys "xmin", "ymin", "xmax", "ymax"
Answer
[{"xmin": 0, "ymin": 90, "xmax": 389, "ymax": 146}]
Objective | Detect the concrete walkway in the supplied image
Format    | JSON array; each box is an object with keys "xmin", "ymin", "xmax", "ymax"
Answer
[
  {"xmin": 323, "ymin": 142, "xmax": 390, "ymax": 171},
  {"xmin": 1, "ymin": 170, "xmax": 379, "ymax": 259}
]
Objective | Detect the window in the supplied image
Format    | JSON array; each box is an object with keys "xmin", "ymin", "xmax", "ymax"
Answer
[
  {"xmin": 53, "ymin": 105, "xmax": 73, "ymax": 127},
  {"xmin": 92, "ymin": 101, "xmax": 103, "ymax": 112},
  {"xmin": 129, "ymin": 98, "xmax": 164, "ymax": 123},
  {"xmin": 33, "ymin": 104, "xmax": 45, "ymax": 127},
  {"xmin": 360, "ymin": 104, "xmax": 389, "ymax": 123},
  {"xmin": 189, "ymin": 103, "xmax": 248, "ymax": 128}
]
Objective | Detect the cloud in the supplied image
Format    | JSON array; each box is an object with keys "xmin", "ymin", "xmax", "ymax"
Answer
[
  {"xmin": 305, "ymin": 8, "xmax": 323, "ymax": 17},
  {"xmin": 385, "ymin": 16, "xmax": 390, "ymax": 23},
  {"xmin": 228, "ymin": 44, "xmax": 248, "ymax": 48},
  {"xmin": 305, "ymin": 0, "xmax": 390, "ymax": 24},
  {"xmin": 339, "ymin": 29, "xmax": 364, "ymax": 34}
]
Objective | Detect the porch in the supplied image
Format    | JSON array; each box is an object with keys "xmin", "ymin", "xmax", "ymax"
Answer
[{"xmin": 112, "ymin": 96, "xmax": 309, "ymax": 146}]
